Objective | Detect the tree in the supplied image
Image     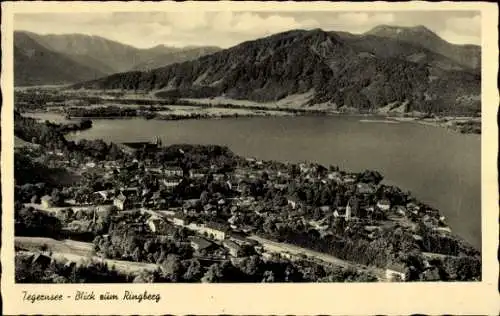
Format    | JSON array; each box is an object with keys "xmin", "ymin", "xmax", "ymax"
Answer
[
  {"xmin": 284, "ymin": 264, "xmax": 303, "ymax": 282},
  {"xmin": 133, "ymin": 270, "xmax": 157, "ymax": 283},
  {"xmin": 31, "ymin": 195, "xmax": 39, "ymax": 204},
  {"xmin": 200, "ymin": 191, "xmax": 209, "ymax": 204},
  {"xmin": 421, "ymin": 267, "xmax": 440, "ymax": 281},
  {"xmin": 161, "ymin": 254, "xmax": 183, "ymax": 282},
  {"xmin": 51, "ymin": 188, "xmax": 63, "ymax": 206},
  {"xmin": 357, "ymin": 170, "xmax": 383, "ymax": 185},
  {"xmin": 183, "ymin": 259, "xmax": 202, "ymax": 282},
  {"xmin": 262, "ymin": 270, "xmax": 275, "ymax": 283},
  {"xmin": 238, "ymin": 255, "xmax": 261, "ymax": 277},
  {"xmin": 201, "ymin": 263, "xmax": 224, "ymax": 283},
  {"xmin": 131, "ymin": 246, "xmax": 141, "ymax": 262}
]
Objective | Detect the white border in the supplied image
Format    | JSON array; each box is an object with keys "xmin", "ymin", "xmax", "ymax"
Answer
[{"xmin": 2, "ymin": 2, "xmax": 499, "ymax": 315}]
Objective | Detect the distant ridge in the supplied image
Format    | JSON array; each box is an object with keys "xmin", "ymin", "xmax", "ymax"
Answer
[
  {"xmin": 365, "ymin": 25, "xmax": 481, "ymax": 70},
  {"xmin": 14, "ymin": 31, "xmax": 222, "ymax": 86},
  {"xmin": 14, "ymin": 32, "xmax": 107, "ymax": 86}
]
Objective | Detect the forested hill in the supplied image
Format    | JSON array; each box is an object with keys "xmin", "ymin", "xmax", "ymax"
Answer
[
  {"xmin": 73, "ymin": 27, "xmax": 481, "ymax": 115},
  {"xmin": 365, "ymin": 25, "xmax": 481, "ymax": 71}
]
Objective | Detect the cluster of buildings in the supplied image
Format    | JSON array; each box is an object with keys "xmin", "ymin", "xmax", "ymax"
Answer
[{"xmin": 26, "ymin": 142, "xmax": 456, "ymax": 282}]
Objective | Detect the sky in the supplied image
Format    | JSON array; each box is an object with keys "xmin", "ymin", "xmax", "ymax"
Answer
[{"xmin": 14, "ymin": 11, "xmax": 481, "ymax": 49}]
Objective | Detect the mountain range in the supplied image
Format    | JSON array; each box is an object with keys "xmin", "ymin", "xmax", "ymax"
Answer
[
  {"xmin": 15, "ymin": 26, "xmax": 481, "ymax": 114},
  {"xmin": 72, "ymin": 26, "xmax": 480, "ymax": 114},
  {"xmin": 14, "ymin": 31, "xmax": 222, "ymax": 86}
]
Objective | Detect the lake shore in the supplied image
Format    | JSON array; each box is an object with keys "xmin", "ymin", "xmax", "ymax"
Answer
[
  {"xmin": 29, "ymin": 106, "xmax": 481, "ymax": 135},
  {"xmin": 16, "ymin": 88, "xmax": 480, "ymax": 134}
]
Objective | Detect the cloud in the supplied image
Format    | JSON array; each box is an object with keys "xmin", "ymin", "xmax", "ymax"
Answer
[
  {"xmin": 208, "ymin": 11, "xmax": 319, "ymax": 37},
  {"xmin": 232, "ymin": 12, "xmax": 307, "ymax": 34},
  {"xmin": 334, "ymin": 12, "xmax": 395, "ymax": 30},
  {"xmin": 439, "ymin": 30, "xmax": 481, "ymax": 45},
  {"xmin": 164, "ymin": 12, "xmax": 209, "ymax": 31},
  {"xmin": 13, "ymin": 11, "xmax": 481, "ymax": 48}
]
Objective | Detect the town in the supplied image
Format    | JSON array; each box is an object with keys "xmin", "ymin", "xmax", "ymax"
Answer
[{"xmin": 14, "ymin": 115, "xmax": 481, "ymax": 284}]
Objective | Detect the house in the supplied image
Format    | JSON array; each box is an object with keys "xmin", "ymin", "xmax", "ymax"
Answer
[
  {"xmin": 227, "ymin": 214, "xmax": 239, "ymax": 225},
  {"xmin": 277, "ymin": 171, "xmax": 290, "ymax": 179},
  {"xmin": 223, "ymin": 240, "xmax": 242, "ymax": 257},
  {"xmin": 412, "ymin": 234, "xmax": 423, "ymax": 241},
  {"xmin": 394, "ymin": 205, "xmax": 407, "ymax": 216},
  {"xmin": 203, "ymin": 204, "xmax": 215, "ymax": 214},
  {"xmin": 120, "ymin": 187, "xmax": 140, "ymax": 196},
  {"xmin": 189, "ymin": 236, "xmax": 214, "ymax": 252},
  {"xmin": 327, "ymin": 172, "xmax": 342, "ymax": 181},
  {"xmin": 274, "ymin": 183, "xmax": 288, "ymax": 190},
  {"xmin": 157, "ymin": 210, "xmax": 176, "ymax": 217},
  {"xmin": 357, "ymin": 183, "xmax": 376, "ymax": 195},
  {"xmin": 376, "ymin": 199, "xmax": 391, "ymax": 211},
  {"xmin": 319, "ymin": 205, "xmax": 331, "ymax": 213},
  {"xmin": 183, "ymin": 199, "xmax": 200, "ymax": 208},
  {"xmin": 41, "ymin": 195, "xmax": 53, "ymax": 208},
  {"xmin": 96, "ymin": 205, "xmax": 114, "ymax": 214},
  {"xmin": 385, "ymin": 263, "xmax": 408, "ymax": 281},
  {"xmin": 287, "ymin": 197, "xmax": 300, "ymax": 210},
  {"xmin": 230, "ymin": 205, "xmax": 239, "ymax": 214},
  {"xmin": 213, "ymin": 173, "xmax": 225, "ymax": 181},
  {"xmin": 262, "ymin": 252, "xmax": 277, "ymax": 261},
  {"xmin": 343, "ymin": 176, "xmax": 357, "ymax": 184},
  {"xmin": 309, "ymin": 219, "xmax": 329, "ymax": 231},
  {"xmin": 146, "ymin": 216, "xmax": 164, "ymax": 233},
  {"xmin": 146, "ymin": 167, "xmax": 162, "ymax": 174},
  {"xmin": 151, "ymin": 191, "xmax": 162, "ymax": 201},
  {"xmin": 113, "ymin": 193, "xmax": 131, "ymax": 211},
  {"xmin": 433, "ymin": 226, "xmax": 452, "ymax": 233},
  {"xmin": 189, "ymin": 169, "xmax": 206, "ymax": 179},
  {"xmin": 94, "ymin": 190, "xmax": 111, "ymax": 202},
  {"xmin": 203, "ymin": 222, "xmax": 228, "ymax": 240},
  {"xmin": 162, "ymin": 178, "xmax": 182, "ymax": 190},
  {"xmin": 406, "ymin": 202, "xmax": 420, "ymax": 212},
  {"xmin": 229, "ymin": 232, "xmax": 258, "ymax": 246},
  {"xmin": 364, "ymin": 225, "xmax": 380, "ymax": 232},
  {"xmin": 164, "ymin": 166, "xmax": 184, "ymax": 177},
  {"xmin": 299, "ymin": 163, "xmax": 310, "ymax": 174}
]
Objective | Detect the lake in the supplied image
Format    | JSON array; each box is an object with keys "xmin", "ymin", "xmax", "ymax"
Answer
[{"xmin": 42, "ymin": 114, "xmax": 481, "ymax": 249}]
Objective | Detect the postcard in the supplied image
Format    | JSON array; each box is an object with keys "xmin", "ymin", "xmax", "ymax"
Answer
[{"xmin": 1, "ymin": 1, "xmax": 498, "ymax": 315}]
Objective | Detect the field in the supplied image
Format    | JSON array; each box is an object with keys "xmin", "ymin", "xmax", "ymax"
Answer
[{"xmin": 15, "ymin": 237, "xmax": 160, "ymax": 274}]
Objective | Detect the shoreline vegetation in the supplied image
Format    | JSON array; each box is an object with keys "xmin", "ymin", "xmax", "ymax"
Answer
[
  {"xmin": 16, "ymin": 88, "xmax": 481, "ymax": 134},
  {"xmin": 13, "ymin": 111, "xmax": 481, "ymax": 283}
]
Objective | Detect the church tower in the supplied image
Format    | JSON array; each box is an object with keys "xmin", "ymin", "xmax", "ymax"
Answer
[{"xmin": 345, "ymin": 202, "xmax": 351, "ymax": 221}]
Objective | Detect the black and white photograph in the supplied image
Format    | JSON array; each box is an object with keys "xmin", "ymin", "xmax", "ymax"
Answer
[
  {"xmin": 3, "ymin": 1, "xmax": 499, "ymax": 314},
  {"xmin": 9, "ymin": 7, "xmax": 486, "ymax": 285}
]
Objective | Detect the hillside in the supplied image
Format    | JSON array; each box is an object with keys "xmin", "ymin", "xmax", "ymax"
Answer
[
  {"xmin": 365, "ymin": 25, "xmax": 481, "ymax": 71},
  {"xmin": 14, "ymin": 32, "xmax": 107, "ymax": 86},
  {"xmin": 73, "ymin": 28, "xmax": 481, "ymax": 115}
]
